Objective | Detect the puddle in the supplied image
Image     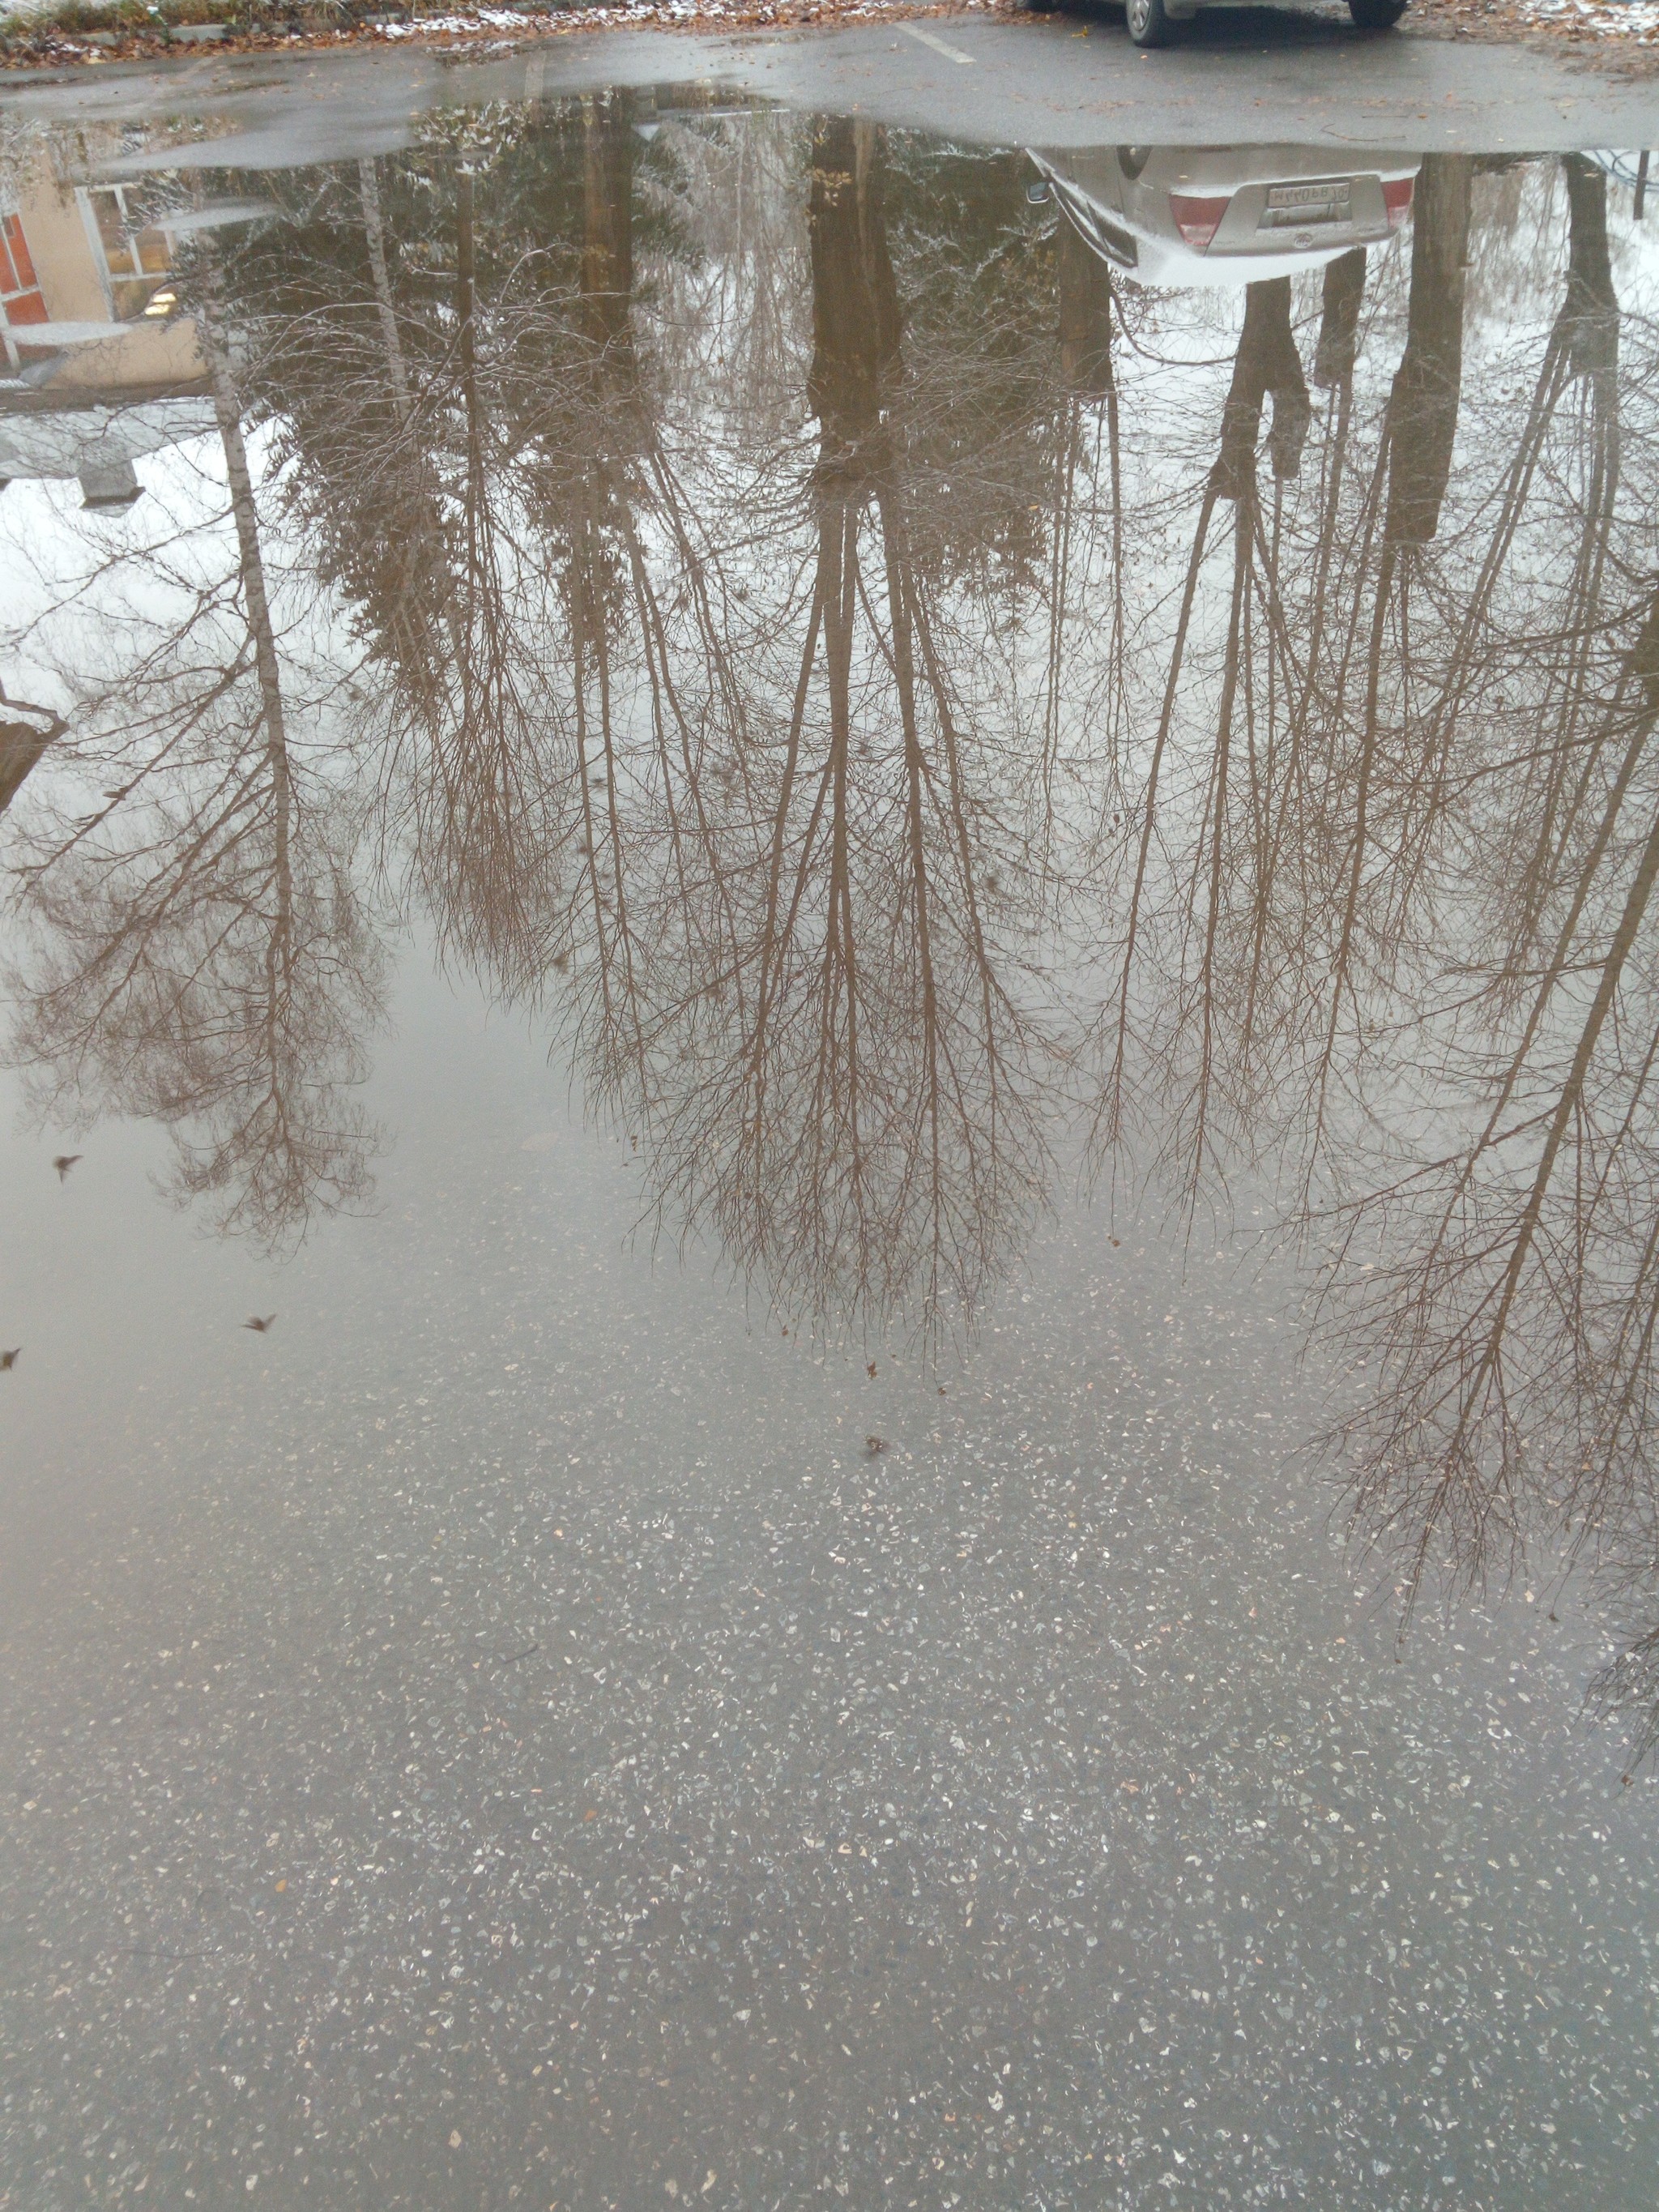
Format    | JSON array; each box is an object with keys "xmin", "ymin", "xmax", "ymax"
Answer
[{"xmin": 2, "ymin": 91, "xmax": 1657, "ymax": 2210}]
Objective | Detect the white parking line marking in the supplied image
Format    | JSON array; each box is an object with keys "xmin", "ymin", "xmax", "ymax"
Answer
[{"xmin": 899, "ymin": 23, "xmax": 977, "ymax": 63}]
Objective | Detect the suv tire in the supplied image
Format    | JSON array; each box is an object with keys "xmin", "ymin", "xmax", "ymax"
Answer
[{"xmin": 1126, "ymin": 0, "xmax": 1173, "ymax": 44}]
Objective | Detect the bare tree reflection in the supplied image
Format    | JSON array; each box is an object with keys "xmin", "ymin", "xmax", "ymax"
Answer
[
  {"xmin": 2, "ymin": 258, "xmax": 386, "ymax": 1248},
  {"xmin": 562, "ymin": 119, "xmax": 1063, "ymax": 1346},
  {"xmin": 1063, "ymin": 152, "xmax": 1659, "ymax": 1759},
  {"xmin": 114, "ymin": 111, "xmax": 1083, "ymax": 1339},
  {"xmin": 13, "ymin": 126, "xmax": 1659, "ymax": 1753},
  {"xmin": 1091, "ymin": 268, "xmax": 1322, "ymax": 1217},
  {"xmin": 1295, "ymin": 160, "xmax": 1659, "ymax": 1692}
]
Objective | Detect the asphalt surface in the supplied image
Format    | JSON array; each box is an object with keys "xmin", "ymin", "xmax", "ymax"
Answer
[
  {"xmin": 2, "ymin": 964, "xmax": 1652, "ymax": 2210},
  {"xmin": 0, "ymin": 9, "xmax": 1653, "ymax": 164},
  {"xmin": 2, "ymin": 34, "xmax": 1658, "ymax": 2212}
]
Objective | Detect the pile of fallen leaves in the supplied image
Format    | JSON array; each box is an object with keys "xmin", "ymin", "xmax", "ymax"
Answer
[
  {"xmin": 1411, "ymin": 0, "xmax": 1659, "ymax": 58},
  {"xmin": 0, "ymin": 0, "xmax": 970, "ymax": 66}
]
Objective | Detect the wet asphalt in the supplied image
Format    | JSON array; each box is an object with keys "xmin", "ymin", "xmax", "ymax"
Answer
[{"xmin": 0, "ymin": 9, "xmax": 1654, "ymax": 163}]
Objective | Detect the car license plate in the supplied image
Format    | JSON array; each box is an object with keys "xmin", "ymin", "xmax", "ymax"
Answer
[{"xmin": 1260, "ymin": 181, "xmax": 1352, "ymax": 228}]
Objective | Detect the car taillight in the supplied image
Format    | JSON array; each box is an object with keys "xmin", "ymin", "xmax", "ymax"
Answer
[
  {"xmin": 1169, "ymin": 193, "xmax": 1230, "ymax": 253},
  {"xmin": 1383, "ymin": 176, "xmax": 1414, "ymax": 228}
]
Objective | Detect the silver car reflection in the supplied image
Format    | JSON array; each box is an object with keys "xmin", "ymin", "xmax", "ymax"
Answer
[{"xmin": 1028, "ymin": 143, "xmax": 1422, "ymax": 288}]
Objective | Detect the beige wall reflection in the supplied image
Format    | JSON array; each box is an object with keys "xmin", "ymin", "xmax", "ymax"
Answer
[{"xmin": 2, "ymin": 150, "xmax": 209, "ymax": 508}]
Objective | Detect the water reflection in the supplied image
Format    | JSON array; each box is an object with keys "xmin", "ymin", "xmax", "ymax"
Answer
[{"xmin": 6, "ymin": 115, "xmax": 1659, "ymax": 1747}]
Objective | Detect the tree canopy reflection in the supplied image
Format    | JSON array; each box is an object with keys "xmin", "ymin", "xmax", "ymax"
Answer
[{"xmin": 5, "ymin": 120, "xmax": 1659, "ymax": 1754}]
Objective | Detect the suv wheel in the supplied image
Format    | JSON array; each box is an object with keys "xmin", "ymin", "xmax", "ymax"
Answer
[
  {"xmin": 1349, "ymin": 0, "xmax": 1408, "ymax": 23},
  {"xmin": 1126, "ymin": 0, "xmax": 1172, "ymax": 45}
]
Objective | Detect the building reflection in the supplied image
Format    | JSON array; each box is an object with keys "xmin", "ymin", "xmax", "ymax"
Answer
[{"xmin": 1, "ymin": 148, "xmax": 276, "ymax": 512}]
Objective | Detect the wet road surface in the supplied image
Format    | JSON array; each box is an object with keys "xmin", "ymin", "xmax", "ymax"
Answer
[
  {"xmin": 2, "ymin": 60, "xmax": 1659, "ymax": 2212},
  {"xmin": 2, "ymin": 11, "xmax": 1657, "ymax": 159}
]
